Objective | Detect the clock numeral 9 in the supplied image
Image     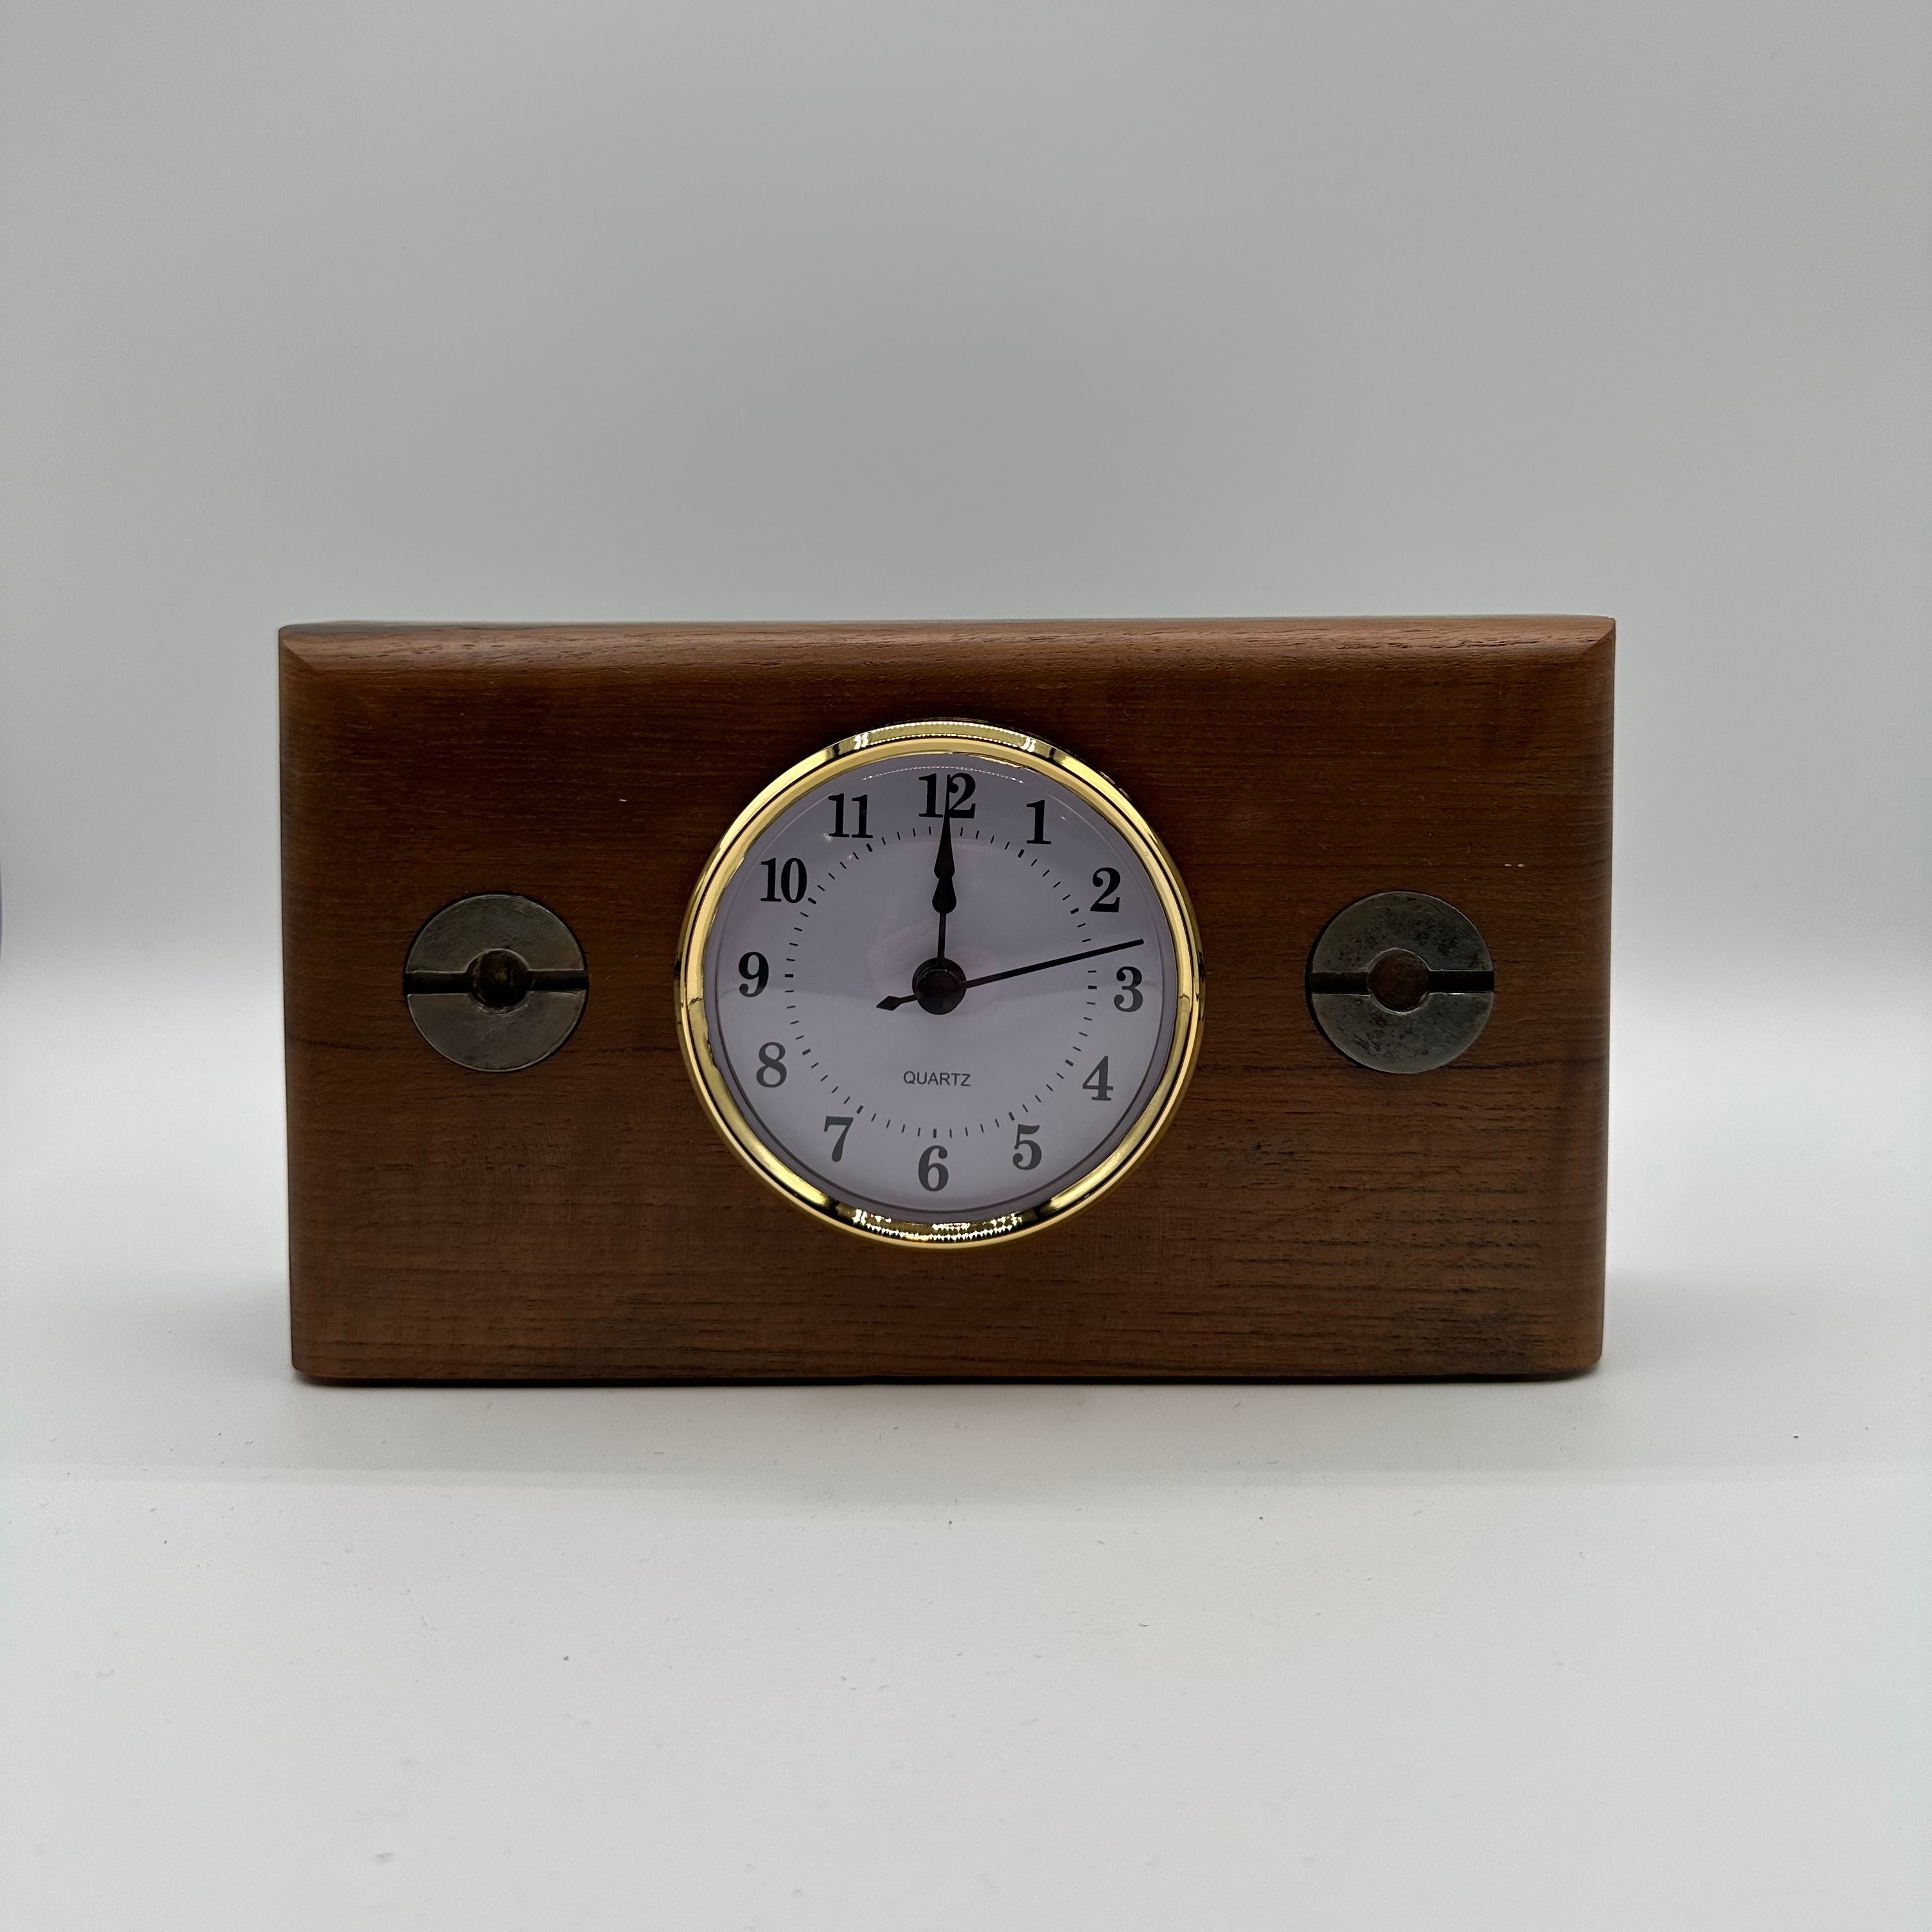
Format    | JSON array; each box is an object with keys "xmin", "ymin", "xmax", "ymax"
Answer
[
  {"xmin": 1012, "ymin": 1123, "xmax": 1042, "ymax": 1170},
  {"xmin": 917, "ymin": 1144, "xmax": 949, "ymax": 1192},
  {"xmin": 1113, "ymin": 965, "xmax": 1143, "ymax": 1011},
  {"xmin": 756, "ymin": 1041, "xmax": 787, "ymax": 1087},
  {"xmin": 761, "ymin": 857, "xmax": 808, "ymax": 903},
  {"xmin": 1090, "ymin": 867, "xmax": 1121, "ymax": 913},
  {"xmin": 738, "ymin": 952, "xmax": 769, "ymax": 997}
]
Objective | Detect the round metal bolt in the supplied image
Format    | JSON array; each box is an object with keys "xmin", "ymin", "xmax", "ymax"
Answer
[
  {"xmin": 404, "ymin": 893, "xmax": 587, "ymax": 1072},
  {"xmin": 469, "ymin": 947, "xmax": 535, "ymax": 1009},
  {"xmin": 1307, "ymin": 891, "xmax": 1494, "ymax": 1073},
  {"xmin": 1365, "ymin": 947, "xmax": 1430, "ymax": 1013}
]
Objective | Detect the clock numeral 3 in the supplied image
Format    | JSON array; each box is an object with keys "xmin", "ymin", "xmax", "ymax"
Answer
[
  {"xmin": 1113, "ymin": 965, "xmax": 1143, "ymax": 1011},
  {"xmin": 1012, "ymin": 1123, "xmax": 1042, "ymax": 1170},
  {"xmin": 756, "ymin": 1041, "xmax": 788, "ymax": 1087},
  {"xmin": 917, "ymin": 1144, "xmax": 949, "ymax": 1191},
  {"xmin": 1090, "ymin": 867, "xmax": 1121, "ymax": 913}
]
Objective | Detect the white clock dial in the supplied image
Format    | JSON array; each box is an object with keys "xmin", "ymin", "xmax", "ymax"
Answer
[{"xmin": 678, "ymin": 724, "xmax": 1202, "ymax": 1245}]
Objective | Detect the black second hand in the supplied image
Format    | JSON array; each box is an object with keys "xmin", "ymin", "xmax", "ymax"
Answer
[
  {"xmin": 878, "ymin": 937, "xmax": 1144, "ymax": 1009},
  {"xmin": 959, "ymin": 937, "xmax": 1144, "ymax": 990}
]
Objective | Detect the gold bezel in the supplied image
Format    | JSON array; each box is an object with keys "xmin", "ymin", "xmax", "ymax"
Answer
[{"xmin": 673, "ymin": 720, "xmax": 1204, "ymax": 1248}]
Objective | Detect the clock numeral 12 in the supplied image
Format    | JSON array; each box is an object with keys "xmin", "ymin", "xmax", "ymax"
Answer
[{"xmin": 919, "ymin": 773, "xmax": 976, "ymax": 819}]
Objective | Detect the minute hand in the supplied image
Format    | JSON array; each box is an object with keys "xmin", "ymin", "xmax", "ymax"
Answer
[{"xmin": 877, "ymin": 937, "xmax": 1144, "ymax": 1009}]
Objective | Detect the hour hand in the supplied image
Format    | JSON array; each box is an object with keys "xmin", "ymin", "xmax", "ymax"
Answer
[{"xmin": 932, "ymin": 811, "xmax": 956, "ymax": 917}]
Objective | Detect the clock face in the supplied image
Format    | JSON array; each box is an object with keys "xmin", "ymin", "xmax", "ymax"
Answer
[{"xmin": 677, "ymin": 722, "xmax": 1203, "ymax": 1245}]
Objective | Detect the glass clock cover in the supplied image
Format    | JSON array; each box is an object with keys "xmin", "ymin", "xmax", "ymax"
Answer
[{"xmin": 677, "ymin": 723, "xmax": 1202, "ymax": 1245}]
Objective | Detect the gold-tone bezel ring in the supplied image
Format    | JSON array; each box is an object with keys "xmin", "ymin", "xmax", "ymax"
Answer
[{"xmin": 673, "ymin": 720, "xmax": 1205, "ymax": 1249}]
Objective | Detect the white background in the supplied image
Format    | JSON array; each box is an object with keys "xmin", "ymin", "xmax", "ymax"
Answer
[{"xmin": 1, "ymin": 3, "xmax": 1926, "ymax": 1926}]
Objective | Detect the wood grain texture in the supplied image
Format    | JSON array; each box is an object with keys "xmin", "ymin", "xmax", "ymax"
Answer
[{"xmin": 281, "ymin": 618, "xmax": 1613, "ymax": 1381}]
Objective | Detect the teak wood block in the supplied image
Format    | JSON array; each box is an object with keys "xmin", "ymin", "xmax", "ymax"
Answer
[{"xmin": 281, "ymin": 618, "xmax": 1613, "ymax": 1381}]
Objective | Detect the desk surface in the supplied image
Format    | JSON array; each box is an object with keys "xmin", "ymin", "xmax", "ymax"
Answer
[{"xmin": 3, "ymin": 965, "xmax": 1926, "ymax": 1930}]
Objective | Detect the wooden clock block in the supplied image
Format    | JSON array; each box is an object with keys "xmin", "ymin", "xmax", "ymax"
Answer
[{"xmin": 280, "ymin": 618, "xmax": 1613, "ymax": 1381}]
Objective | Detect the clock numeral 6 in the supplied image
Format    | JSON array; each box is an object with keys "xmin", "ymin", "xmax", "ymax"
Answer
[
  {"xmin": 1113, "ymin": 964, "xmax": 1143, "ymax": 1011},
  {"xmin": 738, "ymin": 951, "xmax": 769, "ymax": 997},
  {"xmin": 823, "ymin": 1115, "xmax": 853, "ymax": 1161},
  {"xmin": 917, "ymin": 1143, "xmax": 949, "ymax": 1192},
  {"xmin": 756, "ymin": 1041, "xmax": 787, "ymax": 1087},
  {"xmin": 1091, "ymin": 867, "xmax": 1122, "ymax": 913},
  {"xmin": 1012, "ymin": 1123, "xmax": 1042, "ymax": 1171}
]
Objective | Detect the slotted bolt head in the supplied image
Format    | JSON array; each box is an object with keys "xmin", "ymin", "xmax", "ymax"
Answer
[
  {"xmin": 404, "ymin": 893, "xmax": 586, "ymax": 1072},
  {"xmin": 1307, "ymin": 891, "xmax": 1494, "ymax": 1073}
]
